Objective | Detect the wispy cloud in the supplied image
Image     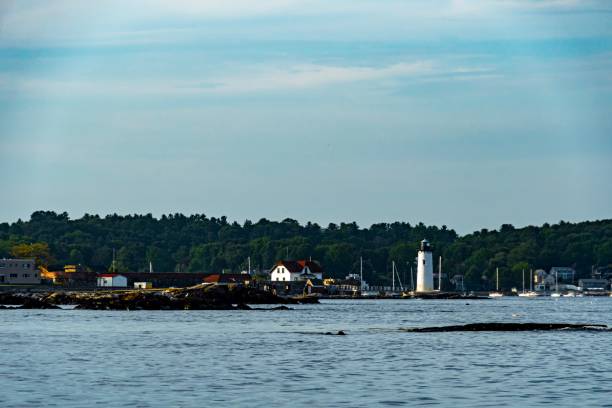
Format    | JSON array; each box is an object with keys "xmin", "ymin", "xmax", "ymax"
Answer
[
  {"xmin": 2, "ymin": 0, "xmax": 611, "ymax": 46},
  {"xmin": 0, "ymin": 60, "xmax": 501, "ymax": 98}
]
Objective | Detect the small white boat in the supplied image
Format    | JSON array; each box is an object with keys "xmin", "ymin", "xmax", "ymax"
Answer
[
  {"xmin": 489, "ymin": 292, "xmax": 504, "ymax": 298},
  {"xmin": 563, "ymin": 292, "xmax": 576, "ymax": 297},
  {"xmin": 551, "ymin": 292, "xmax": 562, "ymax": 298},
  {"xmin": 518, "ymin": 291, "xmax": 539, "ymax": 298}
]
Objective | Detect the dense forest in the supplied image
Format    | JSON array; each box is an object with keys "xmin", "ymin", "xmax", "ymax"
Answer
[{"xmin": 1, "ymin": 211, "xmax": 611, "ymax": 290}]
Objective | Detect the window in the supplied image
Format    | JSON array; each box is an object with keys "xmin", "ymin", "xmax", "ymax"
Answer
[
  {"xmin": 0, "ymin": 263, "xmax": 4, "ymax": 268},
  {"xmin": 10, "ymin": 274, "xmax": 17, "ymax": 278},
  {"xmin": 23, "ymin": 274, "xmax": 30, "ymax": 278}
]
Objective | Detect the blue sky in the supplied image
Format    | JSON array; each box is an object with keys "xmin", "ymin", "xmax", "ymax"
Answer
[{"xmin": 1, "ymin": 0, "xmax": 611, "ymax": 233}]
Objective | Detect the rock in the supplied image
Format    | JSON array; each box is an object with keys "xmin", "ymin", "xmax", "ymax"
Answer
[
  {"xmin": 324, "ymin": 330, "xmax": 347, "ymax": 335},
  {"xmin": 19, "ymin": 297, "xmax": 60, "ymax": 309},
  {"xmin": 401, "ymin": 322, "xmax": 609, "ymax": 332}
]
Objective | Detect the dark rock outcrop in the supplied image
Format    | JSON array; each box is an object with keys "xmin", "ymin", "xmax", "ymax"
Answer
[{"xmin": 401, "ymin": 322, "xmax": 609, "ymax": 332}]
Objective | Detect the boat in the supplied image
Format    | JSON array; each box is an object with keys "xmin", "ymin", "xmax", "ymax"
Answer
[
  {"xmin": 550, "ymin": 269, "xmax": 561, "ymax": 297},
  {"xmin": 489, "ymin": 267, "xmax": 504, "ymax": 298},
  {"xmin": 518, "ymin": 270, "xmax": 540, "ymax": 297},
  {"xmin": 563, "ymin": 292, "xmax": 576, "ymax": 297}
]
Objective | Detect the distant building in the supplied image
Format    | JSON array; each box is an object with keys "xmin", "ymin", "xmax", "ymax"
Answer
[
  {"xmin": 304, "ymin": 279, "xmax": 327, "ymax": 295},
  {"xmin": 97, "ymin": 274, "xmax": 128, "ymax": 288},
  {"xmin": 203, "ymin": 274, "xmax": 251, "ymax": 285},
  {"xmin": 578, "ymin": 279, "xmax": 608, "ymax": 291},
  {"xmin": 323, "ymin": 275, "xmax": 365, "ymax": 296},
  {"xmin": 549, "ymin": 267, "xmax": 576, "ymax": 282},
  {"xmin": 0, "ymin": 258, "xmax": 40, "ymax": 285},
  {"xmin": 593, "ymin": 266, "xmax": 612, "ymax": 280},
  {"xmin": 269, "ymin": 260, "xmax": 323, "ymax": 282},
  {"xmin": 134, "ymin": 282, "xmax": 153, "ymax": 289}
]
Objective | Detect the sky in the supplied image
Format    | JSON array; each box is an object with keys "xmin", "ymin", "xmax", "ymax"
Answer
[{"xmin": 1, "ymin": 0, "xmax": 611, "ymax": 234}]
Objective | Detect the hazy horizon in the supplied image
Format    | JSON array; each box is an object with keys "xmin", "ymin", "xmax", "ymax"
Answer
[{"xmin": 1, "ymin": 1, "xmax": 611, "ymax": 234}]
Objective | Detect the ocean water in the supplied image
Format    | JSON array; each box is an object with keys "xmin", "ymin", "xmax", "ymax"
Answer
[{"xmin": 1, "ymin": 297, "xmax": 612, "ymax": 407}]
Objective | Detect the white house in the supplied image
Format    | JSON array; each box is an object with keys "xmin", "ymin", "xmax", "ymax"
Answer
[
  {"xmin": 270, "ymin": 260, "xmax": 323, "ymax": 282},
  {"xmin": 97, "ymin": 274, "xmax": 128, "ymax": 288}
]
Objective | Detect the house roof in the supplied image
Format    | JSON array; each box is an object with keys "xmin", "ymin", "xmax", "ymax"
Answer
[
  {"xmin": 203, "ymin": 274, "xmax": 250, "ymax": 283},
  {"xmin": 273, "ymin": 260, "xmax": 323, "ymax": 273}
]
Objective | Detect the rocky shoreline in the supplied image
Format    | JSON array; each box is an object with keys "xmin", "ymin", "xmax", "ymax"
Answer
[{"xmin": 0, "ymin": 284, "xmax": 319, "ymax": 310}]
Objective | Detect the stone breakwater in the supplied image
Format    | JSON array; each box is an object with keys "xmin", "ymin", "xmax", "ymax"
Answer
[{"xmin": 0, "ymin": 284, "xmax": 319, "ymax": 310}]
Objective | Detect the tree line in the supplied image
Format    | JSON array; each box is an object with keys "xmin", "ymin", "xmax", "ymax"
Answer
[{"xmin": 1, "ymin": 211, "xmax": 611, "ymax": 290}]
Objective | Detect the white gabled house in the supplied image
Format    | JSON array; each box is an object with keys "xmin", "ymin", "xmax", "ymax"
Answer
[{"xmin": 270, "ymin": 260, "xmax": 323, "ymax": 282}]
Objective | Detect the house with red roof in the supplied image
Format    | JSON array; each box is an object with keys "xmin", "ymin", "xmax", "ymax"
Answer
[
  {"xmin": 269, "ymin": 260, "xmax": 323, "ymax": 282},
  {"xmin": 96, "ymin": 273, "xmax": 128, "ymax": 288}
]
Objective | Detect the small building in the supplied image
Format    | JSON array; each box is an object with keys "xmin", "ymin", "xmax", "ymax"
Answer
[
  {"xmin": 0, "ymin": 258, "xmax": 41, "ymax": 285},
  {"xmin": 203, "ymin": 274, "xmax": 251, "ymax": 285},
  {"xmin": 578, "ymin": 279, "xmax": 608, "ymax": 291},
  {"xmin": 97, "ymin": 274, "xmax": 128, "ymax": 288},
  {"xmin": 304, "ymin": 279, "xmax": 327, "ymax": 295},
  {"xmin": 269, "ymin": 260, "xmax": 323, "ymax": 282},
  {"xmin": 134, "ymin": 282, "xmax": 153, "ymax": 289},
  {"xmin": 549, "ymin": 267, "xmax": 576, "ymax": 282}
]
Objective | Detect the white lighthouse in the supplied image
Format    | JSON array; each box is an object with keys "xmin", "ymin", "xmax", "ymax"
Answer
[{"xmin": 416, "ymin": 239, "xmax": 434, "ymax": 292}]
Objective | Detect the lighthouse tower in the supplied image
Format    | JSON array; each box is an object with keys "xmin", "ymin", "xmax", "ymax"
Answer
[{"xmin": 416, "ymin": 239, "xmax": 434, "ymax": 292}]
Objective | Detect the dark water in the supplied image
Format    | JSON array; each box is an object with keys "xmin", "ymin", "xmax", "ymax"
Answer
[{"xmin": 2, "ymin": 298, "xmax": 612, "ymax": 407}]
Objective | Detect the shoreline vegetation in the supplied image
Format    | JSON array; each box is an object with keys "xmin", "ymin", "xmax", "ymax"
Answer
[
  {"xmin": 0, "ymin": 284, "xmax": 319, "ymax": 310},
  {"xmin": 1, "ymin": 211, "xmax": 611, "ymax": 289}
]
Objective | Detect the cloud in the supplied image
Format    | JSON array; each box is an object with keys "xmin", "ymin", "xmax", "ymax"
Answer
[
  {"xmin": 0, "ymin": 60, "xmax": 500, "ymax": 99},
  {"xmin": 2, "ymin": 0, "xmax": 611, "ymax": 46}
]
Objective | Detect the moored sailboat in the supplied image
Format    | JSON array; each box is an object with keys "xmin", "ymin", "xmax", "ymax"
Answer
[{"xmin": 489, "ymin": 268, "xmax": 504, "ymax": 298}]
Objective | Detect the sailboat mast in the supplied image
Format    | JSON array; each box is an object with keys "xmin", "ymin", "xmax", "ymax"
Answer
[
  {"xmin": 522, "ymin": 269, "xmax": 525, "ymax": 293},
  {"xmin": 530, "ymin": 269, "xmax": 533, "ymax": 291},
  {"xmin": 496, "ymin": 267, "xmax": 499, "ymax": 292},
  {"xmin": 360, "ymin": 256, "xmax": 363, "ymax": 294},
  {"xmin": 392, "ymin": 261, "xmax": 395, "ymax": 292},
  {"xmin": 438, "ymin": 256, "xmax": 442, "ymax": 291},
  {"xmin": 410, "ymin": 265, "xmax": 414, "ymax": 291}
]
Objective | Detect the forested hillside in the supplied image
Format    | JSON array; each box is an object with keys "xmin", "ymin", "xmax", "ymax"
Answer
[{"xmin": 1, "ymin": 211, "xmax": 611, "ymax": 289}]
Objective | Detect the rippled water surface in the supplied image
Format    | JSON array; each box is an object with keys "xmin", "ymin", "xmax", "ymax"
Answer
[{"xmin": 2, "ymin": 297, "xmax": 612, "ymax": 407}]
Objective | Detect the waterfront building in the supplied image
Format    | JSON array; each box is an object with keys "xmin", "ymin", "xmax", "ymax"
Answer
[
  {"xmin": 134, "ymin": 282, "xmax": 153, "ymax": 289},
  {"xmin": 203, "ymin": 274, "xmax": 251, "ymax": 285},
  {"xmin": 578, "ymin": 278, "xmax": 609, "ymax": 291},
  {"xmin": 270, "ymin": 260, "xmax": 323, "ymax": 282},
  {"xmin": 97, "ymin": 274, "xmax": 128, "ymax": 288},
  {"xmin": 549, "ymin": 267, "xmax": 576, "ymax": 282},
  {"xmin": 304, "ymin": 279, "xmax": 327, "ymax": 295},
  {"xmin": 416, "ymin": 239, "xmax": 434, "ymax": 292},
  {"xmin": 0, "ymin": 258, "xmax": 41, "ymax": 285}
]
